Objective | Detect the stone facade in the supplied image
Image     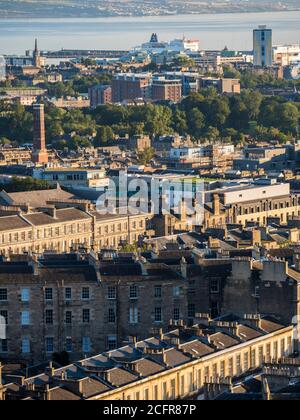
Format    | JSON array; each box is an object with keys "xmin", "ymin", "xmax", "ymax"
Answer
[
  {"xmin": 0, "ymin": 204, "xmax": 151, "ymax": 256},
  {"xmin": 186, "ymin": 258, "xmax": 300, "ymax": 347},
  {"xmin": 1, "ymin": 317, "xmax": 294, "ymax": 400},
  {"xmin": 0, "ymin": 254, "xmax": 188, "ymax": 363},
  {"xmin": 205, "ymin": 189, "xmax": 300, "ymax": 229}
]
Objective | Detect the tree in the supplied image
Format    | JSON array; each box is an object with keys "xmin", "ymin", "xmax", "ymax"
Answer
[
  {"xmin": 142, "ymin": 104, "xmax": 173, "ymax": 136},
  {"xmin": 94, "ymin": 126, "xmax": 114, "ymax": 146},
  {"xmin": 223, "ymin": 66, "xmax": 241, "ymax": 79},
  {"xmin": 276, "ymin": 103, "xmax": 299, "ymax": 134},
  {"xmin": 187, "ymin": 108, "xmax": 205, "ymax": 138},
  {"xmin": 69, "ymin": 135, "xmax": 92, "ymax": 150},
  {"xmin": 3, "ymin": 177, "xmax": 53, "ymax": 193},
  {"xmin": 173, "ymin": 55, "xmax": 196, "ymax": 68},
  {"xmin": 205, "ymin": 126, "xmax": 220, "ymax": 142},
  {"xmin": 172, "ymin": 109, "xmax": 188, "ymax": 135},
  {"xmin": 205, "ymin": 97, "xmax": 230, "ymax": 128},
  {"xmin": 241, "ymin": 90, "xmax": 263, "ymax": 121},
  {"xmin": 0, "ymin": 137, "xmax": 12, "ymax": 146},
  {"xmin": 223, "ymin": 128, "xmax": 239, "ymax": 142},
  {"xmin": 137, "ymin": 147, "xmax": 155, "ymax": 165},
  {"xmin": 180, "ymin": 93, "xmax": 205, "ymax": 113}
]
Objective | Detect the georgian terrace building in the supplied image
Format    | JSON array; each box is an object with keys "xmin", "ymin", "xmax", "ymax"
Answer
[
  {"xmin": 0, "ymin": 202, "xmax": 152, "ymax": 256},
  {"xmin": 1, "ymin": 315, "xmax": 294, "ymax": 400},
  {"xmin": 0, "ymin": 253, "xmax": 188, "ymax": 363}
]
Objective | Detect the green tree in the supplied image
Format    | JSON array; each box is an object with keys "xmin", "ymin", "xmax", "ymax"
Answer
[
  {"xmin": 137, "ymin": 147, "xmax": 155, "ymax": 165},
  {"xmin": 94, "ymin": 125, "xmax": 114, "ymax": 146},
  {"xmin": 187, "ymin": 108, "xmax": 205, "ymax": 138},
  {"xmin": 276, "ymin": 102, "xmax": 299, "ymax": 134},
  {"xmin": 3, "ymin": 177, "xmax": 53, "ymax": 193},
  {"xmin": 205, "ymin": 126, "xmax": 220, "ymax": 142},
  {"xmin": 172, "ymin": 109, "xmax": 188, "ymax": 135}
]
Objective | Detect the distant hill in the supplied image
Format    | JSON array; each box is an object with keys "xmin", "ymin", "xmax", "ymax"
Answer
[{"xmin": 0, "ymin": 0, "xmax": 299, "ymax": 18}]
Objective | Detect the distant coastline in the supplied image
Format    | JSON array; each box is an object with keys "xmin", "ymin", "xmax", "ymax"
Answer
[{"xmin": 0, "ymin": 7, "xmax": 299, "ymax": 20}]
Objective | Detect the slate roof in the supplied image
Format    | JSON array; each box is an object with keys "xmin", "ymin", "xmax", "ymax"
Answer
[
  {"xmin": 0, "ymin": 215, "xmax": 30, "ymax": 232},
  {"xmin": 24, "ymin": 208, "xmax": 91, "ymax": 226},
  {"xmin": 0, "ymin": 188, "xmax": 74, "ymax": 208}
]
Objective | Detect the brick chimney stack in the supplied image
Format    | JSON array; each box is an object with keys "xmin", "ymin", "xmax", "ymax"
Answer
[{"xmin": 32, "ymin": 104, "xmax": 48, "ymax": 164}]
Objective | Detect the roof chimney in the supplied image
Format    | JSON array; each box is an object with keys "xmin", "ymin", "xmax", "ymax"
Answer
[
  {"xmin": 213, "ymin": 194, "xmax": 220, "ymax": 216},
  {"xmin": 181, "ymin": 257, "xmax": 187, "ymax": 279},
  {"xmin": 45, "ymin": 361, "xmax": 55, "ymax": 378}
]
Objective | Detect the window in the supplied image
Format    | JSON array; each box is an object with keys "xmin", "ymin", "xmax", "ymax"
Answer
[
  {"xmin": 107, "ymin": 286, "xmax": 117, "ymax": 300},
  {"xmin": 210, "ymin": 279, "xmax": 219, "ymax": 294},
  {"xmin": 21, "ymin": 288, "xmax": 30, "ymax": 302},
  {"xmin": 189, "ymin": 372, "xmax": 195, "ymax": 392},
  {"xmin": 170, "ymin": 379, "xmax": 176, "ymax": 399},
  {"xmin": 211, "ymin": 364, "xmax": 217, "ymax": 380},
  {"xmin": 129, "ymin": 285, "xmax": 138, "ymax": 299},
  {"xmin": 65, "ymin": 311, "xmax": 72, "ymax": 325},
  {"xmin": 251, "ymin": 349, "xmax": 256, "ymax": 368},
  {"xmin": 129, "ymin": 307, "xmax": 139, "ymax": 325},
  {"xmin": 82, "ymin": 287, "xmax": 90, "ymax": 300},
  {"xmin": 107, "ymin": 335, "xmax": 117, "ymax": 350},
  {"xmin": 281, "ymin": 339, "xmax": 285, "ymax": 356},
  {"xmin": 188, "ymin": 304, "xmax": 195, "ymax": 319},
  {"xmin": 21, "ymin": 311, "xmax": 30, "ymax": 326},
  {"xmin": 259, "ymin": 346, "xmax": 264, "ymax": 364},
  {"xmin": 154, "ymin": 286, "xmax": 162, "ymax": 298},
  {"xmin": 273, "ymin": 341, "xmax": 278, "ymax": 360},
  {"xmin": 45, "ymin": 309, "xmax": 53, "ymax": 325},
  {"xmin": 0, "ymin": 310, "xmax": 8, "ymax": 325},
  {"xmin": 83, "ymin": 309, "xmax": 90, "ymax": 324},
  {"xmin": 22, "ymin": 338, "xmax": 30, "ymax": 354},
  {"xmin": 65, "ymin": 288, "xmax": 72, "ymax": 301},
  {"xmin": 82, "ymin": 337, "xmax": 91, "ymax": 353},
  {"xmin": 108, "ymin": 308, "xmax": 116, "ymax": 324},
  {"xmin": 46, "ymin": 337, "xmax": 54, "ymax": 353},
  {"xmin": 211, "ymin": 301, "xmax": 219, "ymax": 318},
  {"xmin": 266, "ymin": 344, "xmax": 271, "ymax": 363},
  {"xmin": 66, "ymin": 338, "xmax": 72, "ymax": 353},
  {"xmin": 162, "ymin": 382, "xmax": 167, "ymax": 400},
  {"xmin": 244, "ymin": 353, "xmax": 249, "ymax": 371},
  {"xmin": 220, "ymin": 361, "xmax": 225, "ymax": 378},
  {"xmin": 1, "ymin": 339, "xmax": 8, "ymax": 353},
  {"xmin": 144, "ymin": 388, "xmax": 149, "ymax": 400},
  {"xmin": 154, "ymin": 307, "xmax": 162, "ymax": 323},
  {"xmin": 287, "ymin": 336, "xmax": 292, "ymax": 354},
  {"xmin": 45, "ymin": 288, "xmax": 53, "ymax": 301},
  {"xmin": 228, "ymin": 358, "xmax": 234, "ymax": 377},
  {"xmin": 173, "ymin": 308, "xmax": 180, "ymax": 321},
  {"xmin": 153, "ymin": 385, "xmax": 158, "ymax": 400},
  {"xmin": 180, "ymin": 375, "xmax": 185, "ymax": 395},
  {"xmin": 173, "ymin": 286, "xmax": 180, "ymax": 297},
  {"xmin": 236, "ymin": 355, "xmax": 241, "ymax": 375},
  {"xmin": 0, "ymin": 289, "xmax": 7, "ymax": 301}
]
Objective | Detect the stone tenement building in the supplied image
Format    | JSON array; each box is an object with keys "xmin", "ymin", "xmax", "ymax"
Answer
[
  {"xmin": 0, "ymin": 202, "xmax": 151, "ymax": 256},
  {"xmin": 0, "ymin": 315, "xmax": 293, "ymax": 400},
  {"xmin": 0, "ymin": 253, "xmax": 188, "ymax": 363},
  {"xmin": 204, "ymin": 183, "xmax": 300, "ymax": 229},
  {"xmin": 185, "ymin": 258, "xmax": 300, "ymax": 346}
]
